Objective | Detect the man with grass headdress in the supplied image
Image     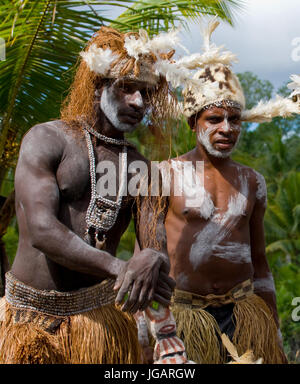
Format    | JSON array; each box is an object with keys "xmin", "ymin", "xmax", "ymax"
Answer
[
  {"xmin": 136, "ymin": 19, "xmax": 300, "ymax": 364},
  {"xmin": 0, "ymin": 26, "xmax": 191, "ymax": 364}
]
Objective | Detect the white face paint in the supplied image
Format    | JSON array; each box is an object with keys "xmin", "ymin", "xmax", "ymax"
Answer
[
  {"xmin": 253, "ymin": 273, "xmax": 275, "ymax": 293},
  {"xmin": 197, "ymin": 111, "xmax": 241, "ymax": 158},
  {"xmin": 100, "ymin": 86, "xmax": 142, "ymax": 133},
  {"xmin": 189, "ymin": 174, "xmax": 249, "ymax": 269}
]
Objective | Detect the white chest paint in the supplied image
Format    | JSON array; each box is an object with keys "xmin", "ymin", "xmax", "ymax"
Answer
[{"xmin": 189, "ymin": 174, "xmax": 250, "ymax": 270}]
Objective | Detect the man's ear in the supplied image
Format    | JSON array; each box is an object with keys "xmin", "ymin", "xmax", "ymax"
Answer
[{"xmin": 188, "ymin": 115, "xmax": 196, "ymax": 132}]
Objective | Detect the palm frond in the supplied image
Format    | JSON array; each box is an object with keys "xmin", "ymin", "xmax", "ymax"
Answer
[{"xmin": 112, "ymin": 0, "xmax": 243, "ymax": 34}]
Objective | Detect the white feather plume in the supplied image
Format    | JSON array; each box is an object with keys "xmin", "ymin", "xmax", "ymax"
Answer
[
  {"xmin": 242, "ymin": 95, "xmax": 300, "ymax": 123},
  {"xmin": 287, "ymin": 74, "xmax": 300, "ymax": 98},
  {"xmin": 176, "ymin": 47, "xmax": 237, "ymax": 70},
  {"xmin": 154, "ymin": 59, "xmax": 201, "ymax": 89},
  {"xmin": 124, "ymin": 28, "xmax": 184, "ymax": 60},
  {"xmin": 80, "ymin": 44, "xmax": 118, "ymax": 75},
  {"xmin": 176, "ymin": 17, "xmax": 237, "ymax": 71},
  {"xmin": 202, "ymin": 16, "xmax": 220, "ymax": 52}
]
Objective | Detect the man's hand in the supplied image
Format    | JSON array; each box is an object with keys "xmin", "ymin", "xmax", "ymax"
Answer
[{"xmin": 114, "ymin": 248, "xmax": 175, "ymax": 313}]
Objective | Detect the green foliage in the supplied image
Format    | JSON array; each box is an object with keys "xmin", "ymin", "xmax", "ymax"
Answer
[
  {"xmin": 112, "ymin": 0, "xmax": 242, "ymax": 34},
  {"xmin": 2, "ymin": 225, "xmax": 18, "ymax": 266}
]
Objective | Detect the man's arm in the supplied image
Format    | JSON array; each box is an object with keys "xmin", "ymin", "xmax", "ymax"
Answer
[
  {"xmin": 15, "ymin": 123, "xmax": 124, "ymax": 278},
  {"xmin": 249, "ymin": 172, "xmax": 280, "ymax": 328},
  {"xmin": 115, "ymin": 161, "xmax": 175, "ymax": 312}
]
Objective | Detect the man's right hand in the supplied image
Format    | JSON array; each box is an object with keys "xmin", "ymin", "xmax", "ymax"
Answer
[{"xmin": 114, "ymin": 248, "xmax": 175, "ymax": 314}]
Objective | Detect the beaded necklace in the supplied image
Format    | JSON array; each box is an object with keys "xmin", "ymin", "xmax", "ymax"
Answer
[{"xmin": 82, "ymin": 121, "xmax": 132, "ymax": 249}]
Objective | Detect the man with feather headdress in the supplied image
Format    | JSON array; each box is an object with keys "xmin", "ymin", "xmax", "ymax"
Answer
[
  {"xmin": 136, "ymin": 18, "xmax": 300, "ymax": 364},
  {"xmin": 0, "ymin": 26, "xmax": 192, "ymax": 364}
]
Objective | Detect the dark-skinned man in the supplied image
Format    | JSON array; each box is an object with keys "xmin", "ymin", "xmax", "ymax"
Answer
[{"xmin": 0, "ymin": 26, "xmax": 191, "ymax": 364}]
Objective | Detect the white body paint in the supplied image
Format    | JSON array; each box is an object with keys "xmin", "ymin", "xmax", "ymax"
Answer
[
  {"xmin": 253, "ymin": 273, "xmax": 275, "ymax": 293},
  {"xmin": 100, "ymin": 86, "xmax": 139, "ymax": 132},
  {"xmin": 212, "ymin": 242, "xmax": 251, "ymax": 264},
  {"xmin": 176, "ymin": 272, "xmax": 190, "ymax": 290},
  {"xmin": 254, "ymin": 171, "xmax": 267, "ymax": 208},
  {"xmin": 189, "ymin": 174, "xmax": 250, "ymax": 269}
]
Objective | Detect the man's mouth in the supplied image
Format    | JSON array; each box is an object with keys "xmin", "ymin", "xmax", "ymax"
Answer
[
  {"xmin": 119, "ymin": 112, "xmax": 143, "ymax": 125},
  {"xmin": 214, "ymin": 139, "xmax": 235, "ymax": 150}
]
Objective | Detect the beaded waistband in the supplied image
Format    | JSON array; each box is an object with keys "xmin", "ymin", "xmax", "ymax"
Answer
[
  {"xmin": 172, "ymin": 279, "xmax": 254, "ymax": 309},
  {"xmin": 5, "ymin": 272, "xmax": 117, "ymax": 316}
]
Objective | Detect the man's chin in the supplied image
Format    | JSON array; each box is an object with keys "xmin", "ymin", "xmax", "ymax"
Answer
[{"xmin": 116, "ymin": 122, "xmax": 138, "ymax": 133}]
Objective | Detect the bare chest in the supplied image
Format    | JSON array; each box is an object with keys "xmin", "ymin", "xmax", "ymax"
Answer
[
  {"xmin": 169, "ymin": 168, "xmax": 254, "ymax": 224},
  {"xmin": 56, "ymin": 141, "xmax": 138, "ymax": 207}
]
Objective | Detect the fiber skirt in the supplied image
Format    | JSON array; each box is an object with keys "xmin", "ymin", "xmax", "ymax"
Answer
[{"xmin": 0, "ymin": 273, "xmax": 142, "ymax": 364}]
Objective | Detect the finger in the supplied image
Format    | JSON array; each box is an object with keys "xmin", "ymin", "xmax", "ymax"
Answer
[
  {"xmin": 158, "ymin": 271, "xmax": 176, "ymax": 290},
  {"xmin": 157, "ymin": 278, "xmax": 175, "ymax": 293},
  {"xmin": 159, "ymin": 258, "xmax": 170, "ymax": 274},
  {"xmin": 155, "ymin": 285, "xmax": 172, "ymax": 302},
  {"xmin": 138, "ymin": 281, "xmax": 153, "ymax": 311},
  {"xmin": 153, "ymin": 293, "xmax": 171, "ymax": 307},
  {"xmin": 115, "ymin": 274, "xmax": 133, "ymax": 304},
  {"xmin": 122, "ymin": 281, "xmax": 142, "ymax": 313},
  {"xmin": 114, "ymin": 270, "xmax": 126, "ymax": 291}
]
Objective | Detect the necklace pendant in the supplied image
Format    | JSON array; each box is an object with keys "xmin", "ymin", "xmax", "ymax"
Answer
[{"xmin": 95, "ymin": 232, "xmax": 106, "ymax": 250}]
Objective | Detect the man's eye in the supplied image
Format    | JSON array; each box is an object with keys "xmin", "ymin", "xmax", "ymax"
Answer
[
  {"xmin": 208, "ymin": 117, "xmax": 222, "ymax": 124},
  {"xmin": 229, "ymin": 116, "xmax": 241, "ymax": 123},
  {"xmin": 120, "ymin": 85, "xmax": 131, "ymax": 93}
]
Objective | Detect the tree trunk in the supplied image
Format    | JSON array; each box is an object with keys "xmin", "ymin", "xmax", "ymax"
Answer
[{"xmin": 0, "ymin": 190, "xmax": 15, "ymax": 296}]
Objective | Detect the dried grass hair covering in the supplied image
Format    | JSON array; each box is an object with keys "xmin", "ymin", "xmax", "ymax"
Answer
[
  {"xmin": 176, "ymin": 17, "xmax": 300, "ymax": 124},
  {"xmin": 60, "ymin": 26, "xmax": 192, "ymax": 139}
]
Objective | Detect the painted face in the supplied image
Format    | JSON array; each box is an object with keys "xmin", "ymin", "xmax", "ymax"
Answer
[
  {"xmin": 195, "ymin": 106, "xmax": 242, "ymax": 158},
  {"xmin": 100, "ymin": 78, "xmax": 153, "ymax": 132}
]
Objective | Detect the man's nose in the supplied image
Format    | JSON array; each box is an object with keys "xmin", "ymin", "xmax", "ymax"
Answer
[
  {"xmin": 128, "ymin": 91, "xmax": 144, "ymax": 111},
  {"xmin": 217, "ymin": 119, "xmax": 231, "ymax": 135}
]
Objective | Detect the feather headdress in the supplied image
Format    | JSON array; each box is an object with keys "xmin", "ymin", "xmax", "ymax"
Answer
[
  {"xmin": 80, "ymin": 27, "xmax": 198, "ymax": 88},
  {"xmin": 180, "ymin": 17, "xmax": 245, "ymax": 118},
  {"xmin": 179, "ymin": 18, "xmax": 300, "ymax": 122},
  {"xmin": 80, "ymin": 44, "xmax": 118, "ymax": 77},
  {"xmin": 242, "ymin": 95, "xmax": 300, "ymax": 123},
  {"xmin": 178, "ymin": 18, "xmax": 238, "ymax": 71}
]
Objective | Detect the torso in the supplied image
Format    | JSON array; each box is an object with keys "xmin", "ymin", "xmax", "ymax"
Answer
[
  {"xmin": 165, "ymin": 149, "xmax": 258, "ymax": 295},
  {"xmin": 12, "ymin": 120, "xmax": 145, "ymax": 291}
]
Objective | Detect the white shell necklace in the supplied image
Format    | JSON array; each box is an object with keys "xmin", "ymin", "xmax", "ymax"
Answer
[{"xmin": 82, "ymin": 120, "xmax": 132, "ymax": 248}]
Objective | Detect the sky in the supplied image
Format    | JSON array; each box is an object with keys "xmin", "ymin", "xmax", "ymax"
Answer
[{"xmin": 102, "ymin": 0, "xmax": 300, "ymax": 91}]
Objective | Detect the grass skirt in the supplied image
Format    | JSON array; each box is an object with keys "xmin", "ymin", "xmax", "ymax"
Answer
[
  {"xmin": 0, "ymin": 298, "xmax": 142, "ymax": 364},
  {"xmin": 171, "ymin": 294, "xmax": 286, "ymax": 364}
]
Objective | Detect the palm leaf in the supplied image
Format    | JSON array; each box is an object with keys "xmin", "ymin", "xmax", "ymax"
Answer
[{"xmin": 112, "ymin": 0, "xmax": 243, "ymax": 34}]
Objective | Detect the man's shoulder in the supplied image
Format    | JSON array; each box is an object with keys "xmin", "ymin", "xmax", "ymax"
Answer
[
  {"xmin": 19, "ymin": 120, "xmax": 73, "ymax": 165},
  {"xmin": 231, "ymin": 160, "xmax": 266, "ymax": 194},
  {"xmin": 23, "ymin": 120, "xmax": 69, "ymax": 142}
]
